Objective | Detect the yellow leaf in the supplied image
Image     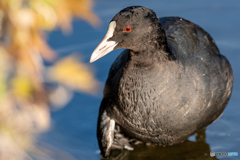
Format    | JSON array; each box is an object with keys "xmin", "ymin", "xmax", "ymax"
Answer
[
  {"xmin": 48, "ymin": 55, "xmax": 100, "ymax": 94},
  {"xmin": 11, "ymin": 76, "xmax": 34, "ymax": 98}
]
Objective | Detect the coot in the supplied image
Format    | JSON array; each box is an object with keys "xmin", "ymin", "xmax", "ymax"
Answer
[{"xmin": 90, "ymin": 6, "xmax": 233, "ymax": 157}]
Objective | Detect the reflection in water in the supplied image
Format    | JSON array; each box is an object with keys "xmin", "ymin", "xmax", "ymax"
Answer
[{"xmin": 103, "ymin": 129, "xmax": 218, "ymax": 160}]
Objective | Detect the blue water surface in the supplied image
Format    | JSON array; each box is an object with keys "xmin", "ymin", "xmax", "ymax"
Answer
[{"xmin": 38, "ymin": 1, "xmax": 240, "ymax": 160}]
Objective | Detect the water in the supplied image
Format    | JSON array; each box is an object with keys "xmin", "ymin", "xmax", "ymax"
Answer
[{"xmin": 38, "ymin": 1, "xmax": 240, "ymax": 159}]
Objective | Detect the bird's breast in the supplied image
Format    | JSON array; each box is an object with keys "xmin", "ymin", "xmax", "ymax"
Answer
[
  {"xmin": 110, "ymin": 60, "xmax": 222, "ymax": 137},
  {"xmin": 113, "ymin": 63, "xmax": 182, "ymax": 134}
]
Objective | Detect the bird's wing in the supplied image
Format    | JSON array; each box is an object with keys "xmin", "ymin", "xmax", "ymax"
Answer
[
  {"xmin": 160, "ymin": 17, "xmax": 220, "ymax": 61},
  {"xmin": 103, "ymin": 49, "xmax": 129, "ymax": 97},
  {"xmin": 97, "ymin": 49, "xmax": 129, "ymax": 157}
]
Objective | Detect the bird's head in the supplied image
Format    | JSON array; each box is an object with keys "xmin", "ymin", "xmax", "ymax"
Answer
[{"xmin": 90, "ymin": 6, "xmax": 164, "ymax": 63}]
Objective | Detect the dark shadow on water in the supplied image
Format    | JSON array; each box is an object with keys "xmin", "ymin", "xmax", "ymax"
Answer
[{"xmin": 102, "ymin": 129, "xmax": 218, "ymax": 160}]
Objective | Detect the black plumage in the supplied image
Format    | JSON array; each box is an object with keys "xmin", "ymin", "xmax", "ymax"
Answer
[{"xmin": 90, "ymin": 6, "xmax": 233, "ymax": 157}]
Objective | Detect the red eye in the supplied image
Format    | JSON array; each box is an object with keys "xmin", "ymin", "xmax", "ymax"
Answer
[{"xmin": 125, "ymin": 26, "xmax": 131, "ymax": 32}]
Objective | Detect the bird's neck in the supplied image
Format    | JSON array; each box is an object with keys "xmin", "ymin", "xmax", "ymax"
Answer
[
  {"xmin": 128, "ymin": 43, "xmax": 174, "ymax": 68},
  {"xmin": 129, "ymin": 23, "xmax": 175, "ymax": 65}
]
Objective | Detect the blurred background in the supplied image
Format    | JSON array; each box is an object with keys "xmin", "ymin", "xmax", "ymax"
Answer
[{"xmin": 0, "ymin": 0, "xmax": 239, "ymax": 160}]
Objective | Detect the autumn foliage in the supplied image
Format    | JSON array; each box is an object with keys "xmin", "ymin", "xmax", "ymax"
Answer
[{"xmin": 0, "ymin": 0, "xmax": 99, "ymax": 159}]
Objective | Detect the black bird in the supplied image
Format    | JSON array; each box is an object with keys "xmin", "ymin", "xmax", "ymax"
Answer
[{"xmin": 90, "ymin": 6, "xmax": 233, "ymax": 157}]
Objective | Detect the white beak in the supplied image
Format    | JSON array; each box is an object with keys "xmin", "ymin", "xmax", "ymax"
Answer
[{"xmin": 90, "ymin": 21, "xmax": 118, "ymax": 63}]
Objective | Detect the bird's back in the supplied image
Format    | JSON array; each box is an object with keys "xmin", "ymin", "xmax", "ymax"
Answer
[{"xmin": 160, "ymin": 17, "xmax": 220, "ymax": 60}]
